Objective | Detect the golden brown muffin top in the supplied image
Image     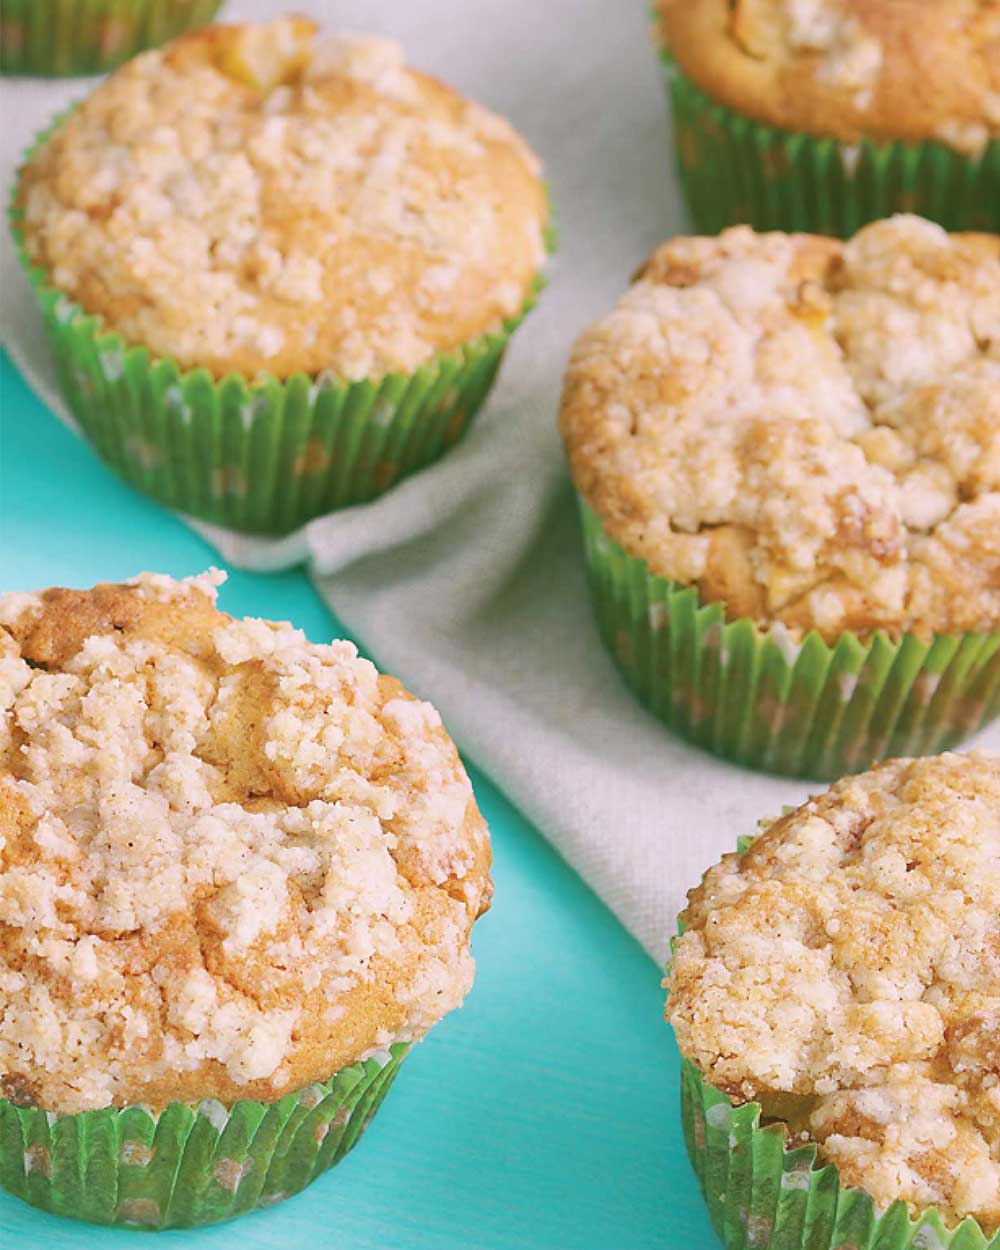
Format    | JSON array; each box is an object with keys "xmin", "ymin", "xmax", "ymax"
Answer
[
  {"xmin": 0, "ymin": 572, "xmax": 491, "ymax": 1115},
  {"xmin": 656, "ymin": 0, "xmax": 1000, "ymax": 152},
  {"xmin": 560, "ymin": 216, "xmax": 1000, "ymax": 643},
  {"xmin": 17, "ymin": 16, "xmax": 548, "ymax": 380},
  {"xmin": 667, "ymin": 752, "xmax": 1000, "ymax": 1233}
]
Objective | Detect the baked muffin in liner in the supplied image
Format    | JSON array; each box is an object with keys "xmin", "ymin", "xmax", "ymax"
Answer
[
  {"xmin": 1, "ymin": 0, "xmax": 223, "ymax": 77},
  {"xmin": 0, "ymin": 572, "xmax": 492, "ymax": 1227},
  {"xmin": 666, "ymin": 756, "xmax": 1000, "ymax": 1249},
  {"xmin": 10, "ymin": 19, "xmax": 552, "ymax": 534},
  {"xmin": 561, "ymin": 218, "xmax": 1000, "ymax": 778},
  {"xmin": 654, "ymin": 1, "xmax": 1000, "ymax": 236}
]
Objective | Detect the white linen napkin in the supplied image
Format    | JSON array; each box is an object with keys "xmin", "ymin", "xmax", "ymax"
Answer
[{"xmin": 3, "ymin": 0, "xmax": 997, "ymax": 966}]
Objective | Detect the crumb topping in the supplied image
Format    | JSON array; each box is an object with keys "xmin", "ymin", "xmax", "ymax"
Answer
[
  {"xmin": 0, "ymin": 572, "xmax": 491, "ymax": 1114},
  {"xmin": 667, "ymin": 752, "xmax": 1000, "ymax": 1233},
  {"xmin": 560, "ymin": 216, "xmax": 1000, "ymax": 642},
  {"xmin": 658, "ymin": 0, "xmax": 1000, "ymax": 152},
  {"xmin": 780, "ymin": 0, "xmax": 884, "ymax": 105},
  {"xmin": 17, "ymin": 17, "xmax": 548, "ymax": 380}
]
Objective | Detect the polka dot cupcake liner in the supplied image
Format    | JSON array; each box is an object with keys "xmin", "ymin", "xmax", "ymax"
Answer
[
  {"xmin": 1, "ymin": 0, "xmax": 223, "ymax": 76},
  {"xmin": 662, "ymin": 57, "xmax": 1000, "ymax": 237},
  {"xmin": 0, "ymin": 1044, "xmax": 407, "ymax": 1229},
  {"xmin": 577, "ymin": 495, "xmax": 1000, "ymax": 780},
  {"xmin": 11, "ymin": 119, "xmax": 550, "ymax": 535},
  {"xmin": 678, "ymin": 1052, "xmax": 997, "ymax": 1250}
]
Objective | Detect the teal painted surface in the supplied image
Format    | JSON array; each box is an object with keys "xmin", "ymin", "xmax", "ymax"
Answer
[{"xmin": 0, "ymin": 352, "xmax": 714, "ymax": 1249}]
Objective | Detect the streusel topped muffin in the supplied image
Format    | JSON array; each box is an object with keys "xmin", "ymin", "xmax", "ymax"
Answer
[
  {"xmin": 657, "ymin": 0, "xmax": 1000, "ymax": 155},
  {"xmin": 561, "ymin": 215, "xmax": 1000, "ymax": 643},
  {"xmin": 667, "ymin": 751, "xmax": 1000, "ymax": 1233},
  {"xmin": 0, "ymin": 571, "xmax": 491, "ymax": 1116},
  {"xmin": 16, "ymin": 16, "xmax": 548, "ymax": 379}
]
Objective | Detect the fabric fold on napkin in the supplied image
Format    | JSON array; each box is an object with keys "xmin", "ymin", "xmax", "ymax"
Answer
[{"xmin": 3, "ymin": 0, "xmax": 996, "ymax": 966}]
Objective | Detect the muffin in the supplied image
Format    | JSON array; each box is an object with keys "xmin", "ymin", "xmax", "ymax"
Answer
[
  {"xmin": 11, "ymin": 16, "xmax": 551, "ymax": 533},
  {"xmin": 560, "ymin": 215, "xmax": 1000, "ymax": 778},
  {"xmin": 654, "ymin": 0, "xmax": 1000, "ymax": 236},
  {"xmin": 666, "ymin": 752, "xmax": 1000, "ymax": 1249},
  {"xmin": 1, "ymin": 0, "xmax": 223, "ymax": 76},
  {"xmin": 0, "ymin": 571, "xmax": 491, "ymax": 1228}
]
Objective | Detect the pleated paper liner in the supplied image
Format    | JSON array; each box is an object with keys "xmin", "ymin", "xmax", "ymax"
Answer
[
  {"xmin": 661, "ymin": 56, "xmax": 1000, "ymax": 237},
  {"xmin": 679, "ymin": 1055, "xmax": 998, "ymax": 1250},
  {"xmin": 10, "ymin": 125, "xmax": 551, "ymax": 537},
  {"xmin": 0, "ymin": 1044, "xmax": 406, "ymax": 1229},
  {"xmin": 1, "ymin": 0, "xmax": 223, "ymax": 76},
  {"xmin": 577, "ymin": 496, "xmax": 1000, "ymax": 780}
]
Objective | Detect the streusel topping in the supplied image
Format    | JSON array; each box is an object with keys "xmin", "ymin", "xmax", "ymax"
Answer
[
  {"xmin": 561, "ymin": 216, "xmax": 1000, "ymax": 642},
  {"xmin": 657, "ymin": 0, "xmax": 1000, "ymax": 152},
  {"xmin": 750, "ymin": 0, "xmax": 885, "ymax": 103},
  {"xmin": 667, "ymin": 752, "xmax": 1000, "ymax": 1233},
  {"xmin": 0, "ymin": 572, "xmax": 491, "ymax": 1114},
  {"xmin": 17, "ymin": 17, "xmax": 548, "ymax": 380}
]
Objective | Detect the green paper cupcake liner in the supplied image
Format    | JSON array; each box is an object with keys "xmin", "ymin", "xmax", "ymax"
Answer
[
  {"xmin": 10, "ymin": 119, "xmax": 550, "ymax": 536},
  {"xmin": 662, "ymin": 57, "xmax": 1000, "ymax": 236},
  {"xmin": 577, "ymin": 495, "xmax": 1000, "ymax": 779},
  {"xmin": 679, "ymin": 1054, "xmax": 998, "ymax": 1250},
  {"xmin": 0, "ymin": 1044, "xmax": 407, "ymax": 1229},
  {"xmin": 1, "ymin": 0, "xmax": 223, "ymax": 76}
]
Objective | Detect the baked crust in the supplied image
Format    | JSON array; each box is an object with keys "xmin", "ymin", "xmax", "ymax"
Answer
[
  {"xmin": 0, "ymin": 572, "xmax": 491, "ymax": 1114},
  {"xmin": 559, "ymin": 216, "xmax": 1000, "ymax": 643},
  {"xmin": 17, "ymin": 17, "xmax": 548, "ymax": 380},
  {"xmin": 656, "ymin": 0, "xmax": 1000, "ymax": 152},
  {"xmin": 667, "ymin": 752, "xmax": 1000, "ymax": 1233}
]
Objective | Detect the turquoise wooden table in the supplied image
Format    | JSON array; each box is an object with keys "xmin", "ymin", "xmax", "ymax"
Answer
[{"xmin": 0, "ymin": 351, "xmax": 715, "ymax": 1250}]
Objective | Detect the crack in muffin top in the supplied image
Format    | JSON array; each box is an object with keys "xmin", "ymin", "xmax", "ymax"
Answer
[
  {"xmin": 560, "ymin": 216, "xmax": 1000, "ymax": 642},
  {"xmin": 656, "ymin": 0, "xmax": 1000, "ymax": 153},
  {"xmin": 667, "ymin": 752, "xmax": 1000, "ymax": 1233},
  {"xmin": 17, "ymin": 16, "xmax": 549, "ymax": 381},
  {"xmin": 0, "ymin": 572, "xmax": 491, "ymax": 1115}
]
